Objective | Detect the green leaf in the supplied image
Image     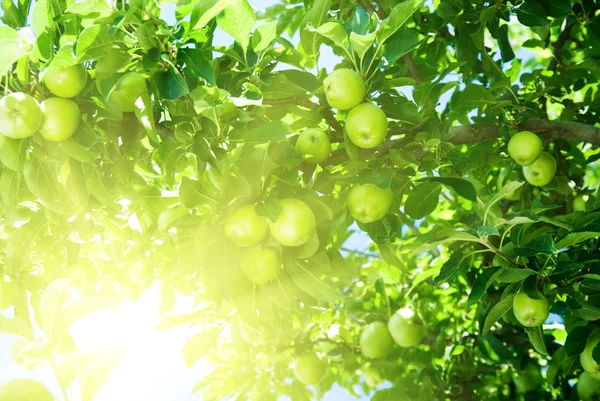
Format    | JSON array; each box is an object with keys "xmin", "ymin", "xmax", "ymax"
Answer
[
  {"xmin": 381, "ymin": 29, "xmax": 425, "ymax": 66},
  {"xmin": 377, "ymin": 0, "xmax": 424, "ymax": 43},
  {"xmin": 482, "ymin": 294, "xmax": 515, "ymax": 336},
  {"xmin": 183, "ymin": 326, "xmax": 222, "ymax": 368},
  {"xmin": 313, "ymin": 22, "xmax": 350, "ymax": 55},
  {"xmin": 555, "ymin": 232, "xmax": 600, "ymax": 250},
  {"xmin": 245, "ymin": 121, "xmax": 290, "ymax": 143},
  {"xmin": 419, "ymin": 176, "xmax": 477, "ymax": 202},
  {"xmin": 180, "ymin": 177, "xmax": 217, "ymax": 208},
  {"xmin": 81, "ymin": 162, "xmax": 115, "ymax": 208},
  {"xmin": 466, "ymin": 266, "xmax": 503, "ymax": 308},
  {"xmin": 546, "ymin": 347, "xmax": 565, "ymax": 385},
  {"xmin": 23, "ymin": 156, "xmax": 67, "ymax": 214},
  {"xmin": 372, "ymin": 388, "xmax": 411, "ymax": 401},
  {"xmin": 80, "ymin": 344, "xmax": 126, "ymax": 401},
  {"xmin": 477, "ymin": 225, "xmax": 500, "ymax": 237},
  {"xmin": 134, "ymin": 93, "xmax": 159, "ymax": 144},
  {"xmin": 59, "ymin": 139, "xmax": 94, "ymax": 163},
  {"xmin": 179, "ymin": 49, "xmax": 215, "ymax": 84},
  {"xmin": 252, "ymin": 21, "xmax": 278, "ymax": 53},
  {"xmin": 378, "ymin": 242, "xmax": 410, "ymax": 274},
  {"xmin": 435, "ymin": 253, "xmax": 462, "ymax": 284},
  {"xmin": 31, "ymin": 0, "xmax": 50, "ymax": 35},
  {"xmin": 190, "ymin": 0, "xmax": 237, "ymax": 30},
  {"xmin": 350, "ymin": 31, "xmax": 376, "ymax": 61},
  {"xmin": 483, "ymin": 181, "xmax": 524, "ymax": 220},
  {"xmin": 343, "ymin": 130, "xmax": 358, "ymax": 161},
  {"xmin": 564, "ymin": 325, "xmax": 598, "ymax": 357},
  {"xmin": 0, "ymin": 169, "xmax": 21, "ymax": 209},
  {"xmin": 216, "ymin": 0, "xmax": 255, "ymax": 52},
  {"xmin": 39, "ymin": 278, "xmax": 72, "ymax": 338},
  {"xmin": 0, "ymin": 38, "xmax": 29, "ymax": 75},
  {"xmin": 514, "ymin": 234, "xmax": 555, "ymax": 257},
  {"xmin": 456, "ymin": 84, "xmax": 497, "ymax": 110},
  {"xmin": 516, "ymin": 1, "xmax": 548, "ymax": 27},
  {"xmin": 299, "ymin": 0, "xmax": 332, "ymax": 58},
  {"xmin": 0, "ymin": 315, "xmax": 34, "ymax": 340},
  {"xmin": 76, "ymin": 25, "xmax": 118, "ymax": 61},
  {"xmin": 496, "ymin": 268, "xmax": 537, "ymax": 283},
  {"xmin": 289, "ymin": 259, "xmax": 341, "ymax": 301},
  {"xmin": 0, "ymin": 137, "xmax": 27, "ymax": 171},
  {"xmin": 550, "ymin": 261, "xmax": 584, "ymax": 281},
  {"xmin": 154, "ymin": 67, "xmax": 190, "ymax": 100},
  {"xmin": 404, "ymin": 182, "xmax": 441, "ymax": 219},
  {"xmin": 525, "ymin": 326, "xmax": 548, "ymax": 355}
]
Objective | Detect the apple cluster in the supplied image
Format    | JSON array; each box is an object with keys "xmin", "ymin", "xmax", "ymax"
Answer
[
  {"xmin": 506, "ymin": 130, "xmax": 557, "ymax": 187},
  {"xmin": 0, "ymin": 66, "xmax": 148, "ymax": 142}
]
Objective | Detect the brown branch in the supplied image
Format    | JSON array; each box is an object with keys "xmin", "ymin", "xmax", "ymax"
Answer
[{"xmin": 324, "ymin": 119, "xmax": 600, "ymax": 166}]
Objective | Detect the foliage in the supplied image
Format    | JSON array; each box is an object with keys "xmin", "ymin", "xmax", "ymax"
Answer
[{"xmin": 0, "ymin": 0, "xmax": 600, "ymax": 400}]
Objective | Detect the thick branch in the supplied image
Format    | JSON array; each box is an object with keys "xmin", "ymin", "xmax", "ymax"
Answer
[{"xmin": 324, "ymin": 119, "xmax": 600, "ymax": 166}]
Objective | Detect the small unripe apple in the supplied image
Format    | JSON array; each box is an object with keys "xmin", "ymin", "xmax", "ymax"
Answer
[
  {"xmin": 388, "ymin": 307, "xmax": 425, "ymax": 347},
  {"xmin": 224, "ymin": 204, "xmax": 269, "ymax": 247},
  {"xmin": 347, "ymin": 183, "xmax": 393, "ymax": 223},
  {"xmin": 0, "ymin": 92, "xmax": 42, "ymax": 139},
  {"xmin": 293, "ymin": 353, "xmax": 327, "ymax": 385},
  {"xmin": 269, "ymin": 199, "xmax": 316, "ymax": 247},
  {"xmin": 578, "ymin": 371, "xmax": 600, "ymax": 400},
  {"xmin": 295, "ymin": 128, "xmax": 331, "ymax": 164},
  {"xmin": 0, "ymin": 275, "xmax": 19, "ymax": 310},
  {"xmin": 323, "ymin": 68, "xmax": 365, "ymax": 110},
  {"xmin": 573, "ymin": 194, "xmax": 589, "ymax": 212},
  {"xmin": 523, "ymin": 152, "xmax": 557, "ymax": 187},
  {"xmin": 581, "ymin": 331, "xmax": 600, "ymax": 378},
  {"xmin": 512, "ymin": 291, "xmax": 549, "ymax": 327},
  {"xmin": 40, "ymin": 97, "xmax": 81, "ymax": 141},
  {"xmin": 507, "ymin": 131, "xmax": 543, "ymax": 166},
  {"xmin": 43, "ymin": 64, "xmax": 88, "ymax": 98},
  {"xmin": 345, "ymin": 103, "xmax": 388, "ymax": 149},
  {"xmin": 360, "ymin": 321, "xmax": 394, "ymax": 359},
  {"xmin": 240, "ymin": 245, "xmax": 280, "ymax": 285}
]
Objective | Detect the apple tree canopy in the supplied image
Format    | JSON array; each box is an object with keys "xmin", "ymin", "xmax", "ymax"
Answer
[{"xmin": 0, "ymin": 0, "xmax": 600, "ymax": 400}]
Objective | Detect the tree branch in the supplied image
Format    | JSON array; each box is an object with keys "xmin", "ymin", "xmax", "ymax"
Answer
[{"xmin": 324, "ymin": 119, "xmax": 600, "ymax": 166}]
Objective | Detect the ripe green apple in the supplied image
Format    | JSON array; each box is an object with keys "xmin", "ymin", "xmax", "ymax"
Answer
[
  {"xmin": 388, "ymin": 307, "xmax": 425, "ymax": 347},
  {"xmin": 345, "ymin": 103, "xmax": 388, "ymax": 149},
  {"xmin": 108, "ymin": 72, "xmax": 148, "ymax": 112},
  {"xmin": 0, "ymin": 379, "xmax": 54, "ymax": 401},
  {"xmin": 513, "ymin": 363, "xmax": 542, "ymax": 393},
  {"xmin": 224, "ymin": 204, "xmax": 269, "ymax": 247},
  {"xmin": 578, "ymin": 371, "xmax": 600, "ymax": 400},
  {"xmin": 0, "ymin": 92, "xmax": 42, "ymax": 138},
  {"xmin": 507, "ymin": 131, "xmax": 543, "ymax": 166},
  {"xmin": 43, "ymin": 64, "xmax": 88, "ymax": 98},
  {"xmin": 574, "ymin": 194, "xmax": 589, "ymax": 212},
  {"xmin": 360, "ymin": 321, "xmax": 394, "ymax": 359},
  {"xmin": 0, "ymin": 275, "xmax": 19, "ymax": 310},
  {"xmin": 323, "ymin": 68, "xmax": 365, "ymax": 110},
  {"xmin": 347, "ymin": 183, "xmax": 393, "ymax": 223},
  {"xmin": 581, "ymin": 331, "xmax": 600, "ymax": 377},
  {"xmin": 295, "ymin": 128, "xmax": 331, "ymax": 164},
  {"xmin": 240, "ymin": 245, "xmax": 280, "ymax": 285},
  {"xmin": 294, "ymin": 353, "xmax": 327, "ymax": 385},
  {"xmin": 523, "ymin": 152, "xmax": 557, "ymax": 187},
  {"xmin": 269, "ymin": 198, "xmax": 316, "ymax": 247},
  {"xmin": 512, "ymin": 291, "xmax": 549, "ymax": 327},
  {"xmin": 40, "ymin": 97, "xmax": 81, "ymax": 141}
]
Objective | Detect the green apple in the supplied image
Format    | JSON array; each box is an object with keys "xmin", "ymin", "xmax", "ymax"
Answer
[
  {"xmin": 347, "ymin": 183, "xmax": 393, "ymax": 223},
  {"xmin": 295, "ymin": 128, "xmax": 331, "ymax": 164},
  {"xmin": 224, "ymin": 204, "xmax": 269, "ymax": 247},
  {"xmin": 582, "ymin": 331, "xmax": 600, "ymax": 377},
  {"xmin": 0, "ymin": 92, "xmax": 42, "ymax": 138},
  {"xmin": 269, "ymin": 198, "xmax": 316, "ymax": 247},
  {"xmin": 294, "ymin": 353, "xmax": 327, "ymax": 385},
  {"xmin": 240, "ymin": 245, "xmax": 280, "ymax": 285},
  {"xmin": 523, "ymin": 152, "xmax": 557, "ymax": 187},
  {"xmin": 360, "ymin": 321, "xmax": 394, "ymax": 359},
  {"xmin": 574, "ymin": 194, "xmax": 589, "ymax": 212},
  {"xmin": 108, "ymin": 72, "xmax": 148, "ymax": 112},
  {"xmin": 345, "ymin": 103, "xmax": 388, "ymax": 149},
  {"xmin": 0, "ymin": 379, "xmax": 54, "ymax": 401},
  {"xmin": 40, "ymin": 97, "xmax": 81, "ymax": 141},
  {"xmin": 388, "ymin": 307, "xmax": 425, "ymax": 347},
  {"xmin": 512, "ymin": 291, "xmax": 549, "ymax": 327},
  {"xmin": 43, "ymin": 64, "xmax": 88, "ymax": 98},
  {"xmin": 323, "ymin": 68, "xmax": 365, "ymax": 110},
  {"xmin": 507, "ymin": 131, "xmax": 543, "ymax": 166},
  {"xmin": 513, "ymin": 363, "xmax": 543, "ymax": 393},
  {"xmin": 0, "ymin": 275, "xmax": 19, "ymax": 310},
  {"xmin": 578, "ymin": 371, "xmax": 600, "ymax": 400}
]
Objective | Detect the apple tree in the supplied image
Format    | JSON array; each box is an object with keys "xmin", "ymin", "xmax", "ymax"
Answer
[{"xmin": 0, "ymin": 0, "xmax": 600, "ymax": 400}]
